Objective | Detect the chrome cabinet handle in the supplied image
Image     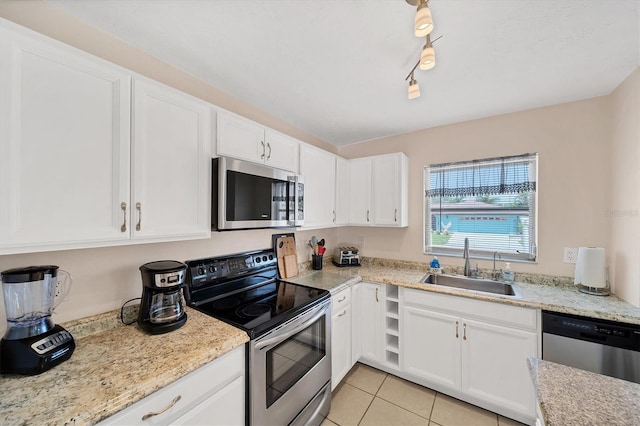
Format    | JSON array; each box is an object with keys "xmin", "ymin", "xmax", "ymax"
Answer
[
  {"xmin": 463, "ymin": 323, "xmax": 467, "ymax": 340},
  {"xmin": 375, "ymin": 287, "xmax": 379, "ymax": 302},
  {"xmin": 338, "ymin": 296, "xmax": 346, "ymax": 303},
  {"xmin": 260, "ymin": 141, "xmax": 265, "ymax": 159},
  {"xmin": 120, "ymin": 202, "xmax": 127, "ymax": 232},
  {"xmin": 141, "ymin": 395, "xmax": 181, "ymax": 421},
  {"xmin": 455, "ymin": 321, "xmax": 459, "ymax": 338},
  {"xmin": 394, "ymin": 209, "xmax": 397, "ymax": 222},
  {"xmin": 338, "ymin": 310, "xmax": 347, "ymax": 317},
  {"xmin": 136, "ymin": 202, "xmax": 142, "ymax": 231},
  {"xmin": 367, "ymin": 210, "xmax": 370, "ymax": 222},
  {"xmin": 266, "ymin": 142, "xmax": 272, "ymax": 160},
  {"xmin": 333, "ymin": 210, "xmax": 336, "ymax": 223}
]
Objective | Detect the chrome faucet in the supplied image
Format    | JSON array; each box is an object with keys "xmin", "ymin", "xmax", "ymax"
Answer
[
  {"xmin": 492, "ymin": 251, "xmax": 501, "ymax": 280},
  {"xmin": 463, "ymin": 238, "xmax": 471, "ymax": 277}
]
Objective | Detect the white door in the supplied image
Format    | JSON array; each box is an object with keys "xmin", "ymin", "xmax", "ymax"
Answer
[
  {"xmin": 174, "ymin": 375, "xmax": 245, "ymax": 426},
  {"xmin": 360, "ymin": 283, "xmax": 383, "ymax": 363},
  {"xmin": 299, "ymin": 144, "xmax": 336, "ymax": 228},
  {"xmin": 335, "ymin": 157, "xmax": 350, "ymax": 225},
  {"xmin": 0, "ymin": 23, "xmax": 131, "ymax": 253},
  {"xmin": 216, "ymin": 111, "xmax": 265, "ymax": 164},
  {"xmin": 331, "ymin": 305, "xmax": 352, "ymax": 390},
  {"xmin": 264, "ymin": 129, "xmax": 299, "ymax": 172},
  {"xmin": 351, "ymin": 283, "xmax": 362, "ymax": 365},
  {"xmin": 348, "ymin": 158, "xmax": 372, "ymax": 225},
  {"xmin": 131, "ymin": 78, "xmax": 211, "ymax": 240},
  {"xmin": 402, "ymin": 306, "xmax": 461, "ymax": 390},
  {"xmin": 461, "ymin": 319, "xmax": 537, "ymax": 418},
  {"xmin": 373, "ymin": 155, "xmax": 400, "ymax": 226}
]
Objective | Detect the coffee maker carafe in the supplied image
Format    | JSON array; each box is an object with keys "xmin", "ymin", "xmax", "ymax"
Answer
[
  {"xmin": 1, "ymin": 265, "xmax": 75, "ymax": 375},
  {"xmin": 138, "ymin": 261, "xmax": 188, "ymax": 334}
]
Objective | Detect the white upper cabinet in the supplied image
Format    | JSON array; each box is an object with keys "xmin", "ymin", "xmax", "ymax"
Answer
[
  {"xmin": 335, "ymin": 156, "xmax": 350, "ymax": 226},
  {"xmin": 0, "ymin": 21, "xmax": 211, "ymax": 254},
  {"xmin": 299, "ymin": 144, "xmax": 336, "ymax": 228},
  {"xmin": 131, "ymin": 77, "xmax": 211, "ymax": 241},
  {"xmin": 216, "ymin": 111, "xmax": 299, "ymax": 172},
  {"xmin": 348, "ymin": 153, "xmax": 408, "ymax": 227},
  {"xmin": 0, "ymin": 21, "xmax": 131, "ymax": 254}
]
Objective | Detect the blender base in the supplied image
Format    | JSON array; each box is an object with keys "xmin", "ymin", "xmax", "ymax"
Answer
[{"xmin": 0, "ymin": 324, "xmax": 75, "ymax": 375}]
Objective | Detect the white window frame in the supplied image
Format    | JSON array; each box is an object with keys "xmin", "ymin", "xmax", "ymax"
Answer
[{"xmin": 423, "ymin": 153, "xmax": 538, "ymax": 263}]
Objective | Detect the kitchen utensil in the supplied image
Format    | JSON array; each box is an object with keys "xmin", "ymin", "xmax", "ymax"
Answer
[
  {"xmin": 318, "ymin": 239, "xmax": 325, "ymax": 247},
  {"xmin": 0, "ymin": 265, "xmax": 75, "ymax": 375},
  {"xmin": 138, "ymin": 261, "xmax": 188, "ymax": 334},
  {"xmin": 276, "ymin": 236, "xmax": 298, "ymax": 278}
]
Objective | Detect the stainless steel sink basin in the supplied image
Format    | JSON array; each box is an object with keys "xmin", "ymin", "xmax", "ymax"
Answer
[{"xmin": 420, "ymin": 274, "xmax": 520, "ymax": 297}]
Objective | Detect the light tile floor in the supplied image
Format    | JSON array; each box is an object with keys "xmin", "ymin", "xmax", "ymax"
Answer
[{"xmin": 323, "ymin": 363, "xmax": 526, "ymax": 426}]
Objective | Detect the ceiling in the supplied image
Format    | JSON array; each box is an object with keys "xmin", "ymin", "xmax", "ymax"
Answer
[{"xmin": 48, "ymin": 0, "xmax": 639, "ymax": 146}]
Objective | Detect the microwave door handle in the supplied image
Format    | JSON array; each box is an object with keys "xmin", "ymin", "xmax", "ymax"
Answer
[
  {"xmin": 255, "ymin": 304, "xmax": 327, "ymax": 351},
  {"xmin": 289, "ymin": 176, "xmax": 299, "ymax": 226}
]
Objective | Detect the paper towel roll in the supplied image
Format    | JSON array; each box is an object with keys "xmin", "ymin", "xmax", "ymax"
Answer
[{"xmin": 574, "ymin": 247, "xmax": 607, "ymax": 288}]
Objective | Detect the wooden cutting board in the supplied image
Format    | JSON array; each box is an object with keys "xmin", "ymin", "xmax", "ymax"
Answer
[{"xmin": 276, "ymin": 236, "xmax": 298, "ymax": 278}]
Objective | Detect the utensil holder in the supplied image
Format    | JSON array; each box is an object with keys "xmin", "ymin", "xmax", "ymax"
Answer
[{"xmin": 312, "ymin": 254, "xmax": 323, "ymax": 270}]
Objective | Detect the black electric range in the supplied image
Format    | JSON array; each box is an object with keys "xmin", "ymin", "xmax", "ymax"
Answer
[{"xmin": 185, "ymin": 249, "xmax": 329, "ymax": 339}]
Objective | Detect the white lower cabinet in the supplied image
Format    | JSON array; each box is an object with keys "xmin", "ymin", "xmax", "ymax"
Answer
[
  {"xmin": 98, "ymin": 346, "xmax": 245, "ymax": 426},
  {"xmin": 401, "ymin": 289, "xmax": 538, "ymax": 425},
  {"xmin": 331, "ymin": 287, "xmax": 352, "ymax": 390}
]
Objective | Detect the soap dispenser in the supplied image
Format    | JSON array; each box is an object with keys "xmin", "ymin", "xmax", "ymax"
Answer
[{"xmin": 502, "ymin": 263, "xmax": 514, "ymax": 283}]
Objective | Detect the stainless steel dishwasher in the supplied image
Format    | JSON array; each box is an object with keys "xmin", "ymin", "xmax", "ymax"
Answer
[{"xmin": 542, "ymin": 310, "xmax": 640, "ymax": 384}]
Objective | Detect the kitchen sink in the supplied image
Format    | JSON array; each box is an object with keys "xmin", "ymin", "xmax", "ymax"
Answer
[{"xmin": 420, "ymin": 273, "xmax": 520, "ymax": 297}]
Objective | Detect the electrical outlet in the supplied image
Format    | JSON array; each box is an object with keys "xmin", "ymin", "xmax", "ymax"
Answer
[{"xmin": 563, "ymin": 247, "xmax": 578, "ymax": 264}]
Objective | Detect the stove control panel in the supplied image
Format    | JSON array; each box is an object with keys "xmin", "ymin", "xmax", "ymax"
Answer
[{"xmin": 186, "ymin": 250, "xmax": 277, "ymax": 288}]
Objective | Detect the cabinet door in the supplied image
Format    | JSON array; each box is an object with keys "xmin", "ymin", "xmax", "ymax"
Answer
[
  {"xmin": 264, "ymin": 129, "xmax": 299, "ymax": 172},
  {"xmin": 461, "ymin": 319, "xmax": 537, "ymax": 418},
  {"xmin": 131, "ymin": 78, "xmax": 211, "ymax": 240},
  {"xmin": 373, "ymin": 154, "xmax": 407, "ymax": 226},
  {"xmin": 174, "ymin": 375, "xmax": 244, "ymax": 426},
  {"xmin": 216, "ymin": 111, "xmax": 265, "ymax": 164},
  {"xmin": 331, "ymin": 305, "xmax": 352, "ymax": 390},
  {"xmin": 335, "ymin": 157, "xmax": 350, "ymax": 225},
  {"xmin": 299, "ymin": 144, "xmax": 336, "ymax": 228},
  {"xmin": 351, "ymin": 283, "xmax": 362, "ymax": 365},
  {"xmin": 360, "ymin": 283, "xmax": 383, "ymax": 363},
  {"xmin": 402, "ymin": 306, "xmax": 461, "ymax": 390},
  {"xmin": 0, "ymin": 22, "xmax": 131, "ymax": 254},
  {"xmin": 348, "ymin": 158, "xmax": 372, "ymax": 225}
]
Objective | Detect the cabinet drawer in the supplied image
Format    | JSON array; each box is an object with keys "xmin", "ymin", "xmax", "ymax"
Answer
[
  {"xmin": 403, "ymin": 288, "xmax": 537, "ymax": 330},
  {"xmin": 331, "ymin": 287, "xmax": 351, "ymax": 313},
  {"xmin": 98, "ymin": 345, "xmax": 245, "ymax": 425}
]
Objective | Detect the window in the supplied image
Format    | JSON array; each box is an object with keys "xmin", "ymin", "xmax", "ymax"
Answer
[{"xmin": 424, "ymin": 153, "xmax": 538, "ymax": 262}]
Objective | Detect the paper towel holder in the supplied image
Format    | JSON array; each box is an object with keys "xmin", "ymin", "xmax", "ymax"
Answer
[{"xmin": 574, "ymin": 246, "xmax": 610, "ymax": 296}]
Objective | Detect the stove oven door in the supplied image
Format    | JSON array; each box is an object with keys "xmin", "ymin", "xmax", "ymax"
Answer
[{"xmin": 250, "ymin": 300, "xmax": 331, "ymax": 426}]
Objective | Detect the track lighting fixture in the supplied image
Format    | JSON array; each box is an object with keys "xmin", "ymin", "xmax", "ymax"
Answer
[
  {"xmin": 414, "ymin": 0, "xmax": 433, "ymax": 37},
  {"xmin": 408, "ymin": 73, "xmax": 420, "ymax": 99},
  {"xmin": 419, "ymin": 34, "xmax": 436, "ymax": 71},
  {"xmin": 404, "ymin": 0, "xmax": 440, "ymax": 99}
]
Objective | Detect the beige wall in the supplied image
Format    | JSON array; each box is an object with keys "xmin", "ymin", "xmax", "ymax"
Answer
[
  {"xmin": 609, "ymin": 68, "xmax": 640, "ymax": 308},
  {"xmin": 337, "ymin": 97, "xmax": 613, "ymax": 279}
]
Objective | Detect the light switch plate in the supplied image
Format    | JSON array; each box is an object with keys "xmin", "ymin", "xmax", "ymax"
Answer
[{"xmin": 563, "ymin": 247, "xmax": 578, "ymax": 263}]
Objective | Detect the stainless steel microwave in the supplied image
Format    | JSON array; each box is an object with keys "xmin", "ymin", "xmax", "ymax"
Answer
[{"xmin": 212, "ymin": 157, "xmax": 304, "ymax": 230}]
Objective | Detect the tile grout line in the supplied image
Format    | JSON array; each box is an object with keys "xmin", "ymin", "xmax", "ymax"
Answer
[{"xmin": 356, "ymin": 373, "xmax": 389, "ymax": 426}]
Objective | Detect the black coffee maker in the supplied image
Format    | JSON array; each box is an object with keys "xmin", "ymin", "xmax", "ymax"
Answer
[{"xmin": 138, "ymin": 261, "xmax": 188, "ymax": 334}]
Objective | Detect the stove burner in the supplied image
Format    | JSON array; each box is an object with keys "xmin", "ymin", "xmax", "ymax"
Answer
[
  {"xmin": 211, "ymin": 298, "xmax": 242, "ymax": 310},
  {"xmin": 239, "ymin": 303, "xmax": 272, "ymax": 317}
]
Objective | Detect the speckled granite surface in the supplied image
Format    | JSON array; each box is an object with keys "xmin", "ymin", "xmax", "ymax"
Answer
[
  {"xmin": 292, "ymin": 258, "xmax": 640, "ymax": 325},
  {"xmin": 528, "ymin": 358, "xmax": 640, "ymax": 425},
  {"xmin": 0, "ymin": 307, "xmax": 248, "ymax": 426}
]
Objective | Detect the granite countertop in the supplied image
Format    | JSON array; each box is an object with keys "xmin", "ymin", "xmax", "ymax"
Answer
[
  {"xmin": 528, "ymin": 358, "xmax": 640, "ymax": 425},
  {"xmin": 290, "ymin": 260, "xmax": 640, "ymax": 325},
  {"xmin": 0, "ymin": 307, "xmax": 249, "ymax": 426}
]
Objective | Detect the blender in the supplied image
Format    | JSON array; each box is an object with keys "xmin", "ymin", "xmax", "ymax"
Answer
[{"xmin": 0, "ymin": 265, "xmax": 75, "ymax": 375}]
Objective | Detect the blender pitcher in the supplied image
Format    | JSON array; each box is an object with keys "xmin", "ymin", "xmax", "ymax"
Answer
[{"xmin": 1, "ymin": 265, "xmax": 72, "ymax": 340}]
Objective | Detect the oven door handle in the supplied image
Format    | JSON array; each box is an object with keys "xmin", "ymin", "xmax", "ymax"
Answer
[{"xmin": 255, "ymin": 304, "xmax": 328, "ymax": 351}]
